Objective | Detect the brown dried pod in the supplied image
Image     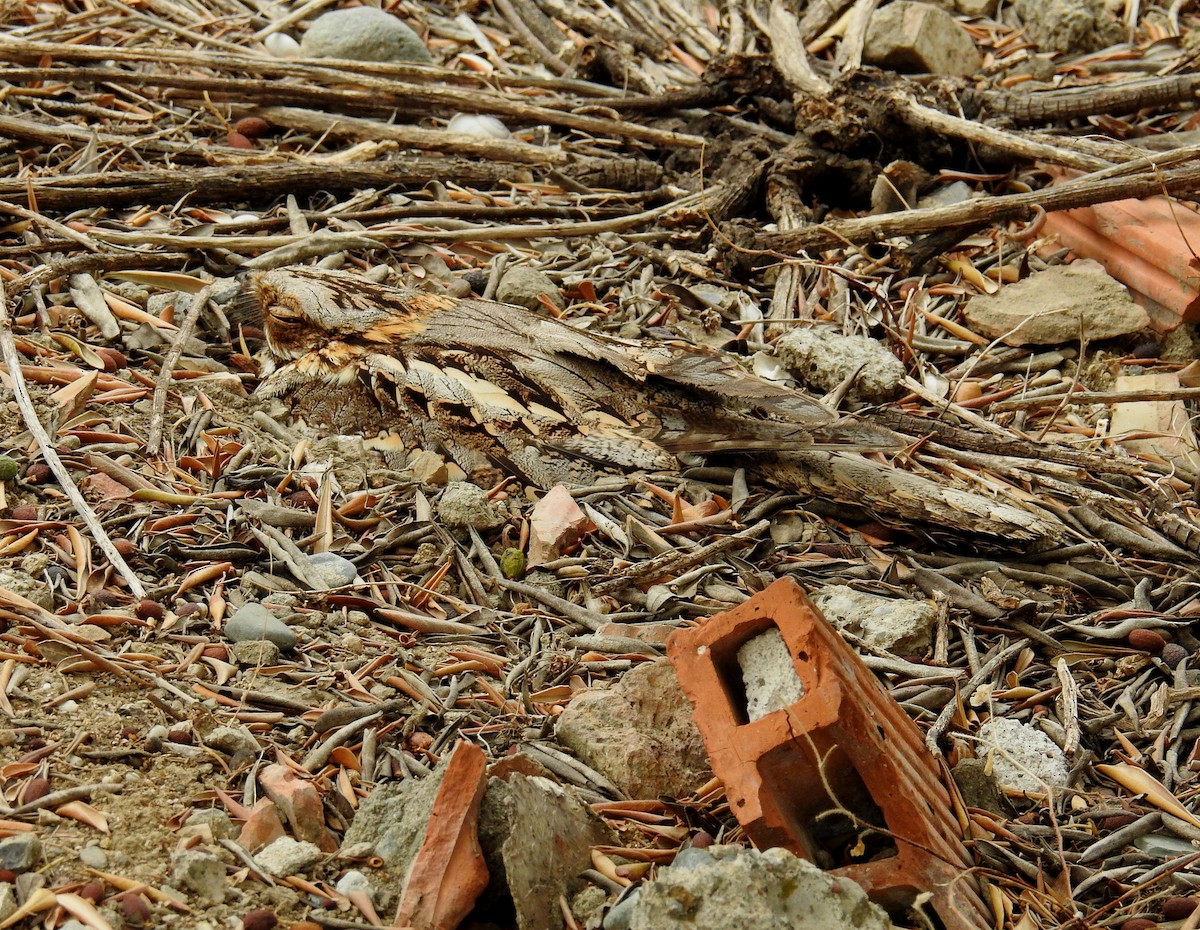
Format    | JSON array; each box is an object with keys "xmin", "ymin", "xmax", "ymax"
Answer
[
  {"xmin": 226, "ymin": 131, "xmax": 254, "ymax": 149},
  {"xmin": 241, "ymin": 907, "xmax": 278, "ymax": 930},
  {"xmin": 93, "ymin": 347, "xmax": 127, "ymax": 371},
  {"xmin": 1128, "ymin": 628, "xmax": 1166, "ymax": 653},
  {"xmin": 233, "ymin": 117, "xmax": 270, "ymax": 139}
]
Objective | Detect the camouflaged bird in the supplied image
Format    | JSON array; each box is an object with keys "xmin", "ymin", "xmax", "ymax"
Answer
[{"xmin": 246, "ymin": 266, "xmax": 1064, "ymax": 542}]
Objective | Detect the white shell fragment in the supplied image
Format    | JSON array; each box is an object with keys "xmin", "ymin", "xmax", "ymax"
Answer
[
  {"xmin": 446, "ymin": 113, "xmax": 511, "ymax": 139},
  {"xmin": 263, "ymin": 33, "xmax": 302, "ymax": 59}
]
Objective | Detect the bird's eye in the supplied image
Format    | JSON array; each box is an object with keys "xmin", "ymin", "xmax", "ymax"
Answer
[{"xmin": 270, "ymin": 307, "xmax": 304, "ymax": 326}]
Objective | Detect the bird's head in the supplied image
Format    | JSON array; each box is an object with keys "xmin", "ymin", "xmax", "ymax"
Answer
[{"xmin": 245, "ymin": 267, "xmax": 444, "ymax": 362}]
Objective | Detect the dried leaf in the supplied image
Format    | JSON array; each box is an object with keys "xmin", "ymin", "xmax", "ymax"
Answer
[{"xmin": 1095, "ymin": 763, "xmax": 1200, "ymax": 828}]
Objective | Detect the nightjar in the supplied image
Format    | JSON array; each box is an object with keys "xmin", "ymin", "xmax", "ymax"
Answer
[{"xmin": 242, "ymin": 266, "xmax": 1062, "ymax": 542}]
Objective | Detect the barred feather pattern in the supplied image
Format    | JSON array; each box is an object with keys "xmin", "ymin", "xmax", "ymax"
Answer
[{"xmin": 247, "ymin": 266, "xmax": 1065, "ymax": 542}]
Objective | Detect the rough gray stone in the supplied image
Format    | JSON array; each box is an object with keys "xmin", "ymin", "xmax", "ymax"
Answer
[
  {"xmin": 0, "ymin": 569, "xmax": 52, "ymax": 612},
  {"xmin": 78, "ymin": 844, "xmax": 107, "ymax": 869},
  {"xmin": 614, "ymin": 845, "xmax": 892, "ymax": 930},
  {"xmin": 738, "ymin": 628, "xmax": 804, "ymax": 721},
  {"xmin": 255, "ymin": 837, "xmax": 324, "ymax": 877},
  {"xmin": 300, "ymin": 8, "xmax": 432, "ymax": 63},
  {"xmin": 952, "ymin": 758, "xmax": 1008, "ymax": 816},
  {"xmin": 0, "ymin": 884, "xmax": 15, "ymax": 923},
  {"xmin": 1014, "ymin": 0, "xmax": 1122, "ymax": 53},
  {"xmin": 479, "ymin": 773, "xmax": 613, "ymax": 930},
  {"xmin": 225, "ymin": 603, "xmax": 297, "ymax": 651},
  {"xmin": 556, "ymin": 657, "xmax": 712, "ymax": 799},
  {"xmin": 962, "ymin": 261, "xmax": 1149, "ymax": 346},
  {"xmin": 340, "ymin": 762, "xmax": 446, "ymax": 899},
  {"xmin": 185, "ymin": 809, "xmax": 238, "ymax": 841},
  {"xmin": 170, "ymin": 848, "xmax": 226, "ymax": 903},
  {"xmin": 497, "ymin": 266, "xmax": 565, "ymax": 312},
  {"xmin": 204, "ymin": 726, "xmax": 260, "ymax": 757},
  {"xmin": 231, "ymin": 639, "xmax": 281, "ymax": 667},
  {"xmin": 813, "ymin": 585, "xmax": 936, "ymax": 655},
  {"xmin": 438, "ymin": 481, "xmax": 504, "ymax": 529},
  {"xmin": 977, "ymin": 718, "xmax": 1069, "ymax": 794},
  {"xmin": 776, "ymin": 328, "xmax": 906, "ymax": 402},
  {"xmin": 863, "ymin": 1, "xmax": 982, "ymax": 76},
  {"xmin": 304, "ymin": 551, "xmax": 358, "ymax": 589},
  {"xmin": 0, "ymin": 835, "xmax": 40, "ymax": 872}
]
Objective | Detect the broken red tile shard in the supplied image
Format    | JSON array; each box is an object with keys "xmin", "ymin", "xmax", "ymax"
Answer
[{"xmin": 667, "ymin": 577, "xmax": 989, "ymax": 930}]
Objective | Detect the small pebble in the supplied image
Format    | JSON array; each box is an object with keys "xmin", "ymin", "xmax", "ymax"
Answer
[
  {"xmin": 1128, "ymin": 629, "xmax": 1166, "ymax": 653},
  {"xmin": 446, "ymin": 113, "xmax": 510, "ymax": 139},
  {"xmin": 79, "ymin": 844, "xmax": 107, "ymax": 869}
]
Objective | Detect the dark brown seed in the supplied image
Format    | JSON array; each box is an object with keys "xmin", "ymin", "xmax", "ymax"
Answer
[
  {"xmin": 79, "ymin": 881, "xmax": 106, "ymax": 903},
  {"xmin": 135, "ymin": 599, "xmax": 164, "ymax": 621},
  {"xmin": 1128, "ymin": 629, "xmax": 1166, "ymax": 653},
  {"xmin": 0, "ymin": 869, "xmax": 17, "ymax": 883},
  {"xmin": 112, "ymin": 538, "xmax": 137, "ymax": 557},
  {"xmin": 1161, "ymin": 643, "xmax": 1190, "ymax": 668},
  {"xmin": 9, "ymin": 505, "xmax": 36, "ymax": 521},
  {"xmin": 1121, "ymin": 920, "xmax": 1157, "ymax": 930},
  {"xmin": 120, "ymin": 892, "xmax": 151, "ymax": 925},
  {"xmin": 24, "ymin": 463, "xmax": 50, "ymax": 483},
  {"xmin": 20, "ymin": 776, "xmax": 50, "ymax": 804},
  {"xmin": 1162, "ymin": 897, "xmax": 1197, "ymax": 920},
  {"xmin": 1099, "ymin": 813, "xmax": 1139, "ymax": 830},
  {"xmin": 202, "ymin": 645, "xmax": 228, "ymax": 661},
  {"xmin": 691, "ymin": 830, "xmax": 714, "ymax": 849},
  {"xmin": 226, "ymin": 131, "xmax": 254, "ymax": 149},
  {"xmin": 233, "ymin": 117, "xmax": 270, "ymax": 139},
  {"xmin": 241, "ymin": 908, "xmax": 278, "ymax": 930}
]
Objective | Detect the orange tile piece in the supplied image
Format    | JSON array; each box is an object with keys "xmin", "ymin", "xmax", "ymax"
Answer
[
  {"xmin": 667, "ymin": 577, "xmax": 989, "ymax": 930},
  {"xmin": 395, "ymin": 740, "xmax": 489, "ymax": 930},
  {"xmin": 1041, "ymin": 169, "xmax": 1200, "ymax": 331}
]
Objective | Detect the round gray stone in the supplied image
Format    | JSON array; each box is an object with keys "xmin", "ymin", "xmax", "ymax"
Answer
[
  {"xmin": 225, "ymin": 603, "xmax": 297, "ymax": 651},
  {"xmin": 304, "ymin": 551, "xmax": 358, "ymax": 589},
  {"xmin": 300, "ymin": 8, "xmax": 432, "ymax": 63}
]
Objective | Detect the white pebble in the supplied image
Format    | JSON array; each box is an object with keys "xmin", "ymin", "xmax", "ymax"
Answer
[
  {"xmin": 446, "ymin": 113, "xmax": 510, "ymax": 139},
  {"xmin": 264, "ymin": 33, "xmax": 302, "ymax": 59}
]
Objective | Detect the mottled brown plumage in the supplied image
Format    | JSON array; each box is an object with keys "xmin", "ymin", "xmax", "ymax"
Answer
[{"xmin": 247, "ymin": 266, "xmax": 1065, "ymax": 541}]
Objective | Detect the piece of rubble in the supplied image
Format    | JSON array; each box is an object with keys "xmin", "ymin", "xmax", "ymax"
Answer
[
  {"xmin": 555, "ymin": 657, "xmax": 713, "ymax": 799},
  {"xmin": 438, "ymin": 481, "xmax": 504, "ymax": 529},
  {"xmin": 812, "ymin": 584, "xmax": 936, "ymax": 655},
  {"xmin": 527, "ymin": 484, "xmax": 594, "ymax": 568},
  {"xmin": 776, "ymin": 328, "xmax": 905, "ymax": 402},
  {"xmin": 1013, "ymin": 0, "xmax": 1122, "ymax": 53},
  {"xmin": 255, "ymin": 837, "xmax": 323, "ymax": 877},
  {"xmin": 394, "ymin": 741, "xmax": 490, "ymax": 930},
  {"xmin": 668, "ymin": 578, "xmax": 989, "ymax": 929},
  {"xmin": 977, "ymin": 718, "xmax": 1069, "ymax": 795},
  {"xmin": 962, "ymin": 261, "xmax": 1150, "ymax": 346},
  {"xmin": 607, "ymin": 845, "xmax": 892, "ymax": 930},
  {"xmin": 478, "ymin": 771, "xmax": 613, "ymax": 930},
  {"xmin": 497, "ymin": 266, "xmax": 565, "ymax": 311},
  {"xmin": 170, "ymin": 848, "xmax": 225, "ymax": 903},
  {"xmin": 863, "ymin": 1, "xmax": 982, "ymax": 76},
  {"xmin": 0, "ymin": 569, "xmax": 52, "ymax": 612},
  {"xmin": 259, "ymin": 764, "xmax": 337, "ymax": 852},
  {"xmin": 738, "ymin": 628, "xmax": 805, "ymax": 722},
  {"xmin": 1109, "ymin": 372, "xmax": 1200, "ymax": 473}
]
